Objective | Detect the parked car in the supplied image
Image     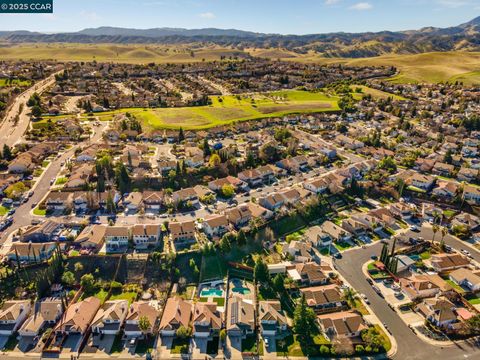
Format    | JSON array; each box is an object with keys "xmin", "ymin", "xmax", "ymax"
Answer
[
  {"xmin": 372, "ymin": 285, "xmax": 383, "ymax": 297},
  {"xmin": 444, "ymin": 245, "xmax": 452, "ymax": 252},
  {"xmin": 370, "ymin": 255, "xmax": 378, "ymax": 260},
  {"xmin": 360, "ymin": 293, "xmax": 370, "ymax": 304},
  {"xmin": 366, "ymin": 278, "xmax": 374, "ymax": 285},
  {"xmin": 461, "ymin": 249, "xmax": 472, "ymax": 258}
]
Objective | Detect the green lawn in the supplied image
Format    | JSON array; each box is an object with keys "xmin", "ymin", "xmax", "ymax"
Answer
[
  {"xmin": 110, "ymin": 291, "xmax": 138, "ymax": 304},
  {"xmin": 82, "ymin": 288, "xmax": 109, "ymax": 303},
  {"xmin": 443, "ymin": 209, "xmax": 456, "ymax": 219},
  {"xmin": 0, "ymin": 206, "xmax": 8, "ymax": 216},
  {"xmin": 445, "ymin": 280, "xmax": 465, "ymax": 294},
  {"xmin": 276, "ymin": 335, "xmax": 305, "ymax": 356},
  {"xmin": 33, "ymin": 207, "xmax": 46, "ymax": 216},
  {"xmin": 86, "ymin": 90, "xmax": 340, "ymax": 130},
  {"xmin": 42, "ymin": 160, "xmax": 50, "ymax": 168},
  {"xmin": 0, "ymin": 78, "xmax": 31, "ymax": 87},
  {"xmin": 465, "ymin": 294, "xmax": 480, "ymax": 305},
  {"xmin": 334, "ymin": 242, "xmax": 353, "ymax": 251},
  {"xmin": 55, "ymin": 177, "xmax": 68, "ymax": 185},
  {"xmin": 200, "ymin": 254, "xmax": 225, "ymax": 281},
  {"xmin": 419, "ymin": 251, "xmax": 431, "ymax": 260},
  {"xmin": 374, "ymin": 325, "xmax": 392, "ymax": 352}
]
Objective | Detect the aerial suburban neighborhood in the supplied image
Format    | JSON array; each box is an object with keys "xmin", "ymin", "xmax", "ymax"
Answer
[{"xmin": 0, "ymin": 3, "xmax": 480, "ymax": 360}]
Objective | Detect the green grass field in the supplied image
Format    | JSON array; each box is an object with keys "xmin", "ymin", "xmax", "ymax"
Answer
[
  {"xmin": 86, "ymin": 90, "xmax": 340, "ymax": 130},
  {"xmin": 0, "ymin": 78, "xmax": 31, "ymax": 87}
]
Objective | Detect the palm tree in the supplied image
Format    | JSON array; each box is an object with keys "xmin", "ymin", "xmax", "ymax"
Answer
[
  {"xmin": 440, "ymin": 226, "xmax": 448, "ymax": 250},
  {"xmin": 432, "ymin": 224, "xmax": 439, "ymax": 245},
  {"xmin": 342, "ymin": 287, "xmax": 357, "ymax": 308}
]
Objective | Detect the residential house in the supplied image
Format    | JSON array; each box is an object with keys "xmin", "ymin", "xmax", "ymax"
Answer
[
  {"xmin": 192, "ymin": 302, "xmax": 222, "ymax": 339},
  {"xmin": 0, "ymin": 300, "xmax": 31, "ymax": 336},
  {"xmin": 463, "ymin": 184, "xmax": 480, "ymax": 205},
  {"xmin": 226, "ymin": 296, "xmax": 255, "ymax": 339},
  {"xmin": 409, "ymin": 173, "xmax": 436, "ymax": 191},
  {"xmin": 432, "ymin": 162, "xmax": 455, "ymax": 177},
  {"xmin": 415, "ymin": 297, "xmax": 457, "ymax": 328},
  {"xmin": 288, "ymin": 262, "xmax": 329, "ymax": 287},
  {"xmin": 158, "ymin": 298, "xmax": 192, "ymax": 337},
  {"xmin": 142, "ymin": 191, "xmax": 164, "ymax": 213},
  {"xmin": 457, "ymin": 167, "xmax": 479, "ymax": 183},
  {"xmin": 104, "ymin": 227, "xmax": 130, "ymax": 253},
  {"xmin": 388, "ymin": 202, "xmax": 416, "ymax": 220},
  {"xmin": 318, "ymin": 311, "xmax": 367, "ymax": 341},
  {"xmin": 303, "ymin": 226, "xmax": 333, "ymax": 248},
  {"xmin": 74, "ymin": 225, "xmax": 106, "ymax": 252},
  {"xmin": 320, "ymin": 221, "xmax": 353, "ymax": 243},
  {"xmin": 225, "ymin": 205, "xmax": 252, "ymax": 229},
  {"xmin": 432, "ymin": 180, "xmax": 459, "ymax": 200},
  {"xmin": 208, "ymin": 176, "xmax": 247, "ymax": 193},
  {"xmin": 400, "ymin": 275, "xmax": 448, "ymax": 300},
  {"xmin": 131, "ymin": 224, "xmax": 161, "ymax": 250},
  {"xmin": 20, "ymin": 220, "xmax": 62, "ymax": 243},
  {"xmin": 258, "ymin": 301, "xmax": 288, "ymax": 337},
  {"xmin": 54, "ymin": 297, "xmax": 101, "ymax": 335},
  {"xmin": 169, "ymin": 221, "xmax": 196, "ymax": 244},
  {"xmin": 303, "ymin": 177, "xmax": 328, "ymax": 194},
  {"xmin": 45, "ymin": 192, "xmax": 73, "ymax": 212},
  {"xmin": 172, "ymin": 187, "xmax": 199, "ymax": 207},
  {"xmin": 430, "ymin": 253, "xmax": 470, "ymax": 273},
  {"xmin": 283, "ymin": 241, "xmax": 320, "ymax": 264},
  {"xmin": 259, "ymin": 193, "xmax": 285, "ymax": 212},
  {"xmin": 91, "ymin": 300, "xmax": 129, "ymax": 335},
  {"xmin": 125, "ymin": 302, "xmax": 159, "ymax": 339},
  {"xmin": 449, "ymin": 268, "xmax": 480, "ymax": 292},
  {"xmin": 452, "ymin": 213, "xmax": 480, "ymax": 232},
  {"xmin": 19, "ymin": 298, "xmax": 63, "ymax": 337},
  {"xmin": 7, "ymin": 242, "xmax": 57, "ymax": 263},
  {"xmin": 123, "ymin": 192, "xmax": 143, "ymax": 213},
  {"xmin": 300, "ymin": 285, "xmax": 347, "ymax": 314},
  {"xmin": 202, "ymin": 215, "xmax": 229, "ymax": 239}
]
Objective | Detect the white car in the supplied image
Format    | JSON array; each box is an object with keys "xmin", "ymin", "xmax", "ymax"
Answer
[
  {"xmin": 461, "ymin": 249, "xmax": 472, "ymax": 258},
  {"xmin": 360, "ymin": 293, "xmax": 370, "ymax": 304}
]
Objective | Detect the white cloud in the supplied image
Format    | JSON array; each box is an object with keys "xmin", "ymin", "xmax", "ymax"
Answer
[
  {"xmin": 437, "ymin": 0, "xmax": 469, "ymax": 8},
  {"xmin": 199, "ymin": 12, "xmax": 216, "ymax": 19},
  {"xmin": 324, "ymin": 0, "xmax": 341, "ymax": 4},
  {"xmin": 349, "ymin": 2, "xmax": 373, "ymax": 10}
]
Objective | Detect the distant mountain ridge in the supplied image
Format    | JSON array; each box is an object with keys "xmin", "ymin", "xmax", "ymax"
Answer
[{"xmin": 2, "ymin": 16, "xmax": 480, "ymax": 58}]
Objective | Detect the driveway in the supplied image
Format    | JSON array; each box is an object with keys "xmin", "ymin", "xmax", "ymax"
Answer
[{"xmin": 91, "ymin": 334, "xmax": 116, "ymax": 353}]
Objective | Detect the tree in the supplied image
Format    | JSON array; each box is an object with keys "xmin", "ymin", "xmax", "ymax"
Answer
[
  {"xmin": 219, "ymin": 329, "xmax": 227, "ymax": 342},
  {"xmin": 273, "ymin": 273, "xmax": 285, "ymax": 293},
  {"xmin": 378, "ymin": 156, "xmax": 397, "ymax": 173},
  {"xmin": 115, "ymin": 162, "xmax": 131, "ymax": 194},
  {"xmin": 138, "ymin": 315, "xmax": 151, "ymax": 335},
  {"xmin": 80, "ymin": 273, "xmax": 95, "ymax": 293},
  {"xmin": 74, "ymin": 262, "xmax": 84, "ymax": 273},
  {"xmin": 61, "ymin": 271, "xmax": 75, "ymax": 286},
  {"xmin": 466, "ymin": 315, "xmax": 480, "ymax": 334},
  {"xmin": 444, "ymin": 149, "xmax": 453, "ymax": 164},
  {"xmin": 221, "ymin": 184, "xmax": 235, "ymax": 198},
  {"xmin": 178, "ymin": 127, "xmax": 185, "ymax": 143},
  {"xmin": 237, "ymin": 229, "xmax": 247, "ymax": 246},
  {"xmin": 432, "ymin": 224, "xmax": 439, "ymax": 245},
  {"xmin": 293, "ymin": 294, "xmax": 317, "ymax": 343},
  {"xmin": 254, "ymin": 259, "xmax": 269, "ymax": 284},
  {"xmin": 342, "ymin": 287, "xmax": 357, "ymax": 308},
  {"xmin": 361, "ymin": 327, "xmax": 384, "ymax": 352},
  {"xmin": 219, "ymin": 234, "xmax": 232, "ymax": 253},
  {"xmin": 176, "ymin": 325, "xmax": 192, "ymax": 339},
  {"xmin": 31, "ymin": 104, "xmax": 42, "ymax": 118},
  {"xmin": 259, "ymin": 142, "xmax": 279, "ymax": 163},
  {"xmin": 202, "ymin": 138, "xmax": 211, "ymax": 157},
  {"xmin": 2, "ymin": 144, "xmax": 12, "ymax": 161},
  {"xmin": 209, "ymin": 153, "xmax": 221, "ymax": 167}
]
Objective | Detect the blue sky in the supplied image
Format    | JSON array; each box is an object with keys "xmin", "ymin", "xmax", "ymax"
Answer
[{"xmin": 0, "ymin": 0, "xmax": 479, "ymax": 34}]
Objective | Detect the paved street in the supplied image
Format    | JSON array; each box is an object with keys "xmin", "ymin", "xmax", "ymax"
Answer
[
  {"xmin": 336, "ymin": 240, "xmax": 480, "ymax": 360},
  {"xmin": 0, "ymin": 71, "xmax": 62, "ymax": 147}
]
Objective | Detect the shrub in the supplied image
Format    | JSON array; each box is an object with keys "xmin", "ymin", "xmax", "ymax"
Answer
[
  {"xmin": 320, "ymin": 345, "xmax": 330, "ymax": 354},
  {"xmin": 355, "ymin": 345, "xmax": 365, "ymax": 353}
]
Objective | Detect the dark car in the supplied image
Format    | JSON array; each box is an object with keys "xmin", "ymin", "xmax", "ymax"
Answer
[
  {"xmin": 333, "ymin": 252, "xmax": 343, "ymax": 259},
  {"xmin": 370, "ymin": 255, "xmax": 378, "ymax": 260}
]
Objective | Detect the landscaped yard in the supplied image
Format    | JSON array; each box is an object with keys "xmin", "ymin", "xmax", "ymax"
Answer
[
  {"xmin": 33, "ymin": 207, "xmax": 46, "ymax": 216},
  {"xmin": 445, "ymin": 280, "xmax": 465, "ymax": 294},
  {"xmin": 110, "ymin": 291, "xmax": 138, "ymax": 304},
  {"xmin": 206, "ymin": 336, "xmax": 219, "ymax": 354},
  {"xmin": 465, "ymin": 293, "xmax": 480, "ymax": 305},
  {"xmin": 135, "ymin": 336, "xmax": 155, "ymax": 354},
  {"xmin": 374, "ymin": 324, "xmax": 392, "ymax": 352},
  {"xmin": 55, "ymin": 177, "xmax": 68, "ymax": 185},
  {"xmin": 200, "ymin": 253, "xmax": 225, "ymax": 281},
  {"xmin": 334, "ymin": 241, "xmax": 353, "ymax": 251},
  {"xmin": 276, "ymin": 334, "xmax": 305, "ymax": 356},
  {"xmin": 0, "ymin": 205, "xmax": 8, "ymax": 216},
  {"xmin": 241, "ymin": 335, "xmax": 260, "ymax": 354},
  {"xmin": 82, "ymin": 288, "xmax": 109, "ymax": 302},
  {"xmin": 419, "ymin": 251, "xmax": 431, "ymax": 260}
]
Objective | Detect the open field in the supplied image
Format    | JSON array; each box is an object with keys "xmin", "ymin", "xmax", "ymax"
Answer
[
  {"xmin": 0, "ymin": 43, "xmax": 249, "ymax": 63},
  {"xmin": 81, "ymin": 90, "xmax": 340, "ymax": 130},
  {"xmin": 282, "ymin": 51, "xmax": 480, "ymax": 85}
]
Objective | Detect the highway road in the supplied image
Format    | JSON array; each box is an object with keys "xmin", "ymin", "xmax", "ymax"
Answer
[
  {"xmin": 0, "ymin": 71, "xmax": 61, "ymax": 147},
  {"xmin": 335, "ymin": 235, "xmax": 480, "ymax": 360}
]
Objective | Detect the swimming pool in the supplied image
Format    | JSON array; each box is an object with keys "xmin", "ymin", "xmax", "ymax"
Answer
[
  {"xmin": 200, "ymin": 288, "xmax": 224, "ymax": 297},
  {"xmin": 232, "ymin": 287, "xmax": 251, "ymax": 295}
]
